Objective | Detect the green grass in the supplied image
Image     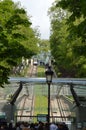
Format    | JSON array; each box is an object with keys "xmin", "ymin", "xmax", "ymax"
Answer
[
  {"xmin": 37, "ymin": 66, "xmax": 45, "ymax": 77},
  {"xmin": 32, "ymin": 84, "xmax": 48, "ymax": 122},
  {"xmin": 34, "ymin": 95, "xmax": 48, "ymax": 115},
  {"xmin": 34, "ymin": 85, "xmax": 48, "ymax": 115}
]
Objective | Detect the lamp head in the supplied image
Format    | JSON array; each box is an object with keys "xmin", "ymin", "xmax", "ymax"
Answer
[{"xmin": 45, "ymin": 66, "xmax": 54, "ymax": 84}]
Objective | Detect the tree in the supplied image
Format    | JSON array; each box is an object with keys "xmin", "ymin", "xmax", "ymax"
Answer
[
  {"xmin": 38, "ymin": 39, "xmax": 50, "ymax": 53},
  {"xmin": 57, "ymin": 0, "xmax": 86, "ymax": 42},
  {"xmin": 0, "ymin": 0, "xmax": 39, "ymax": 87},
  {"xmin": 49, "ymin": 0, "xmax": 86, "ymax": 77}
]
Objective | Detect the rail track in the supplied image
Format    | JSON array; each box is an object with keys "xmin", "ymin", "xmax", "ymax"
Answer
[
  {"xmin": 17, "ymin": 92, "xmax": 34, "ymax": 122},
  {"xmin": 50, "ymin": 67, "xmax": 71, "ymax": 123},
  {"xmin": 16, "ymin": 65, "xmax": 37, "ymax": 122},
  {"xmin": 28, "ymin": 65, "xmax": 37, "ymax": 77},
  {"xmin": 50, "ymin": 96, "xmax": 71, "ymax": 122}
]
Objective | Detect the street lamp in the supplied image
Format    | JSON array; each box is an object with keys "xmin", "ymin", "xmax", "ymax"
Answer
[{"xmin": 45, "ymin": 66, "xmax": 54, "ymax": 126}]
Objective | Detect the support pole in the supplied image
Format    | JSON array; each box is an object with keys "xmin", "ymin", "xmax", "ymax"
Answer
[
  {"xmin": 70, "ymin": 83, "xmax": 80, "ymax": 107},
  {"xmin": 10, "ymin": 82, "xmax": 23, "ymax": 120},
  {"xmin": 10, "ymin": 82, "xmax": 23, "ymax": 105},
  {"xmin": 47, "ymin": 83, "xmax": 50, "ymax": 126}
]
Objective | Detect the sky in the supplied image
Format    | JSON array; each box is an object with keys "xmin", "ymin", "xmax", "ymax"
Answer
[{"xmin": 13, "ymin": 0, "xmax": 54, "ymax": 39}]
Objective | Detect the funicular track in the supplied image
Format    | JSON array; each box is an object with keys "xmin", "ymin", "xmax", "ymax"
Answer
[
  {"xmin": 50, "ymin": 67, "xmax": 71, "ymax": 122},
  {"xmin": 50, "ymin": 98, "xmax": 64, "ymax": 122},
  {"xmin": 17, "ymin": 65, "xmax": 37, "ymax": 121},
  {"xmin": 28, "ymin": 65, "xmax": 37, "ymax": 77},
  {"xmin": 50, "ymin": 96, "xmax": 71, "ymax": 122},
  {"xmin": 17, "ymin": 92, "xmax": 34, "ymax": 122},
  {"xmin": 57, "ymin": 97, "xmax": 67, "ymax": 121}
]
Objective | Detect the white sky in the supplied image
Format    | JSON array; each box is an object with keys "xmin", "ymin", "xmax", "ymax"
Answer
[{"xmin": 13, "ymin": 0, "xmax": 54, "ymax": 39}]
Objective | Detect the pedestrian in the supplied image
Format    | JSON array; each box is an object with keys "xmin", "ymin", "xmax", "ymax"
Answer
[
  {"xmin": 16, "ymin": 122, "xmax": 22, "ymax": 130},
  {"xmin": 38, "ymin": 121, "xmax": 44, "ymax": 130},
  {"xmin": 50, "ymin": 122, "xmax": 58, "ymax": 130}
]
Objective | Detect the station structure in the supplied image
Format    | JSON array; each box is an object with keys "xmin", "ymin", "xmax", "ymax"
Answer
[{"xmin": 6, "ymin": 77, "xmax": 86, "ymax": 130}]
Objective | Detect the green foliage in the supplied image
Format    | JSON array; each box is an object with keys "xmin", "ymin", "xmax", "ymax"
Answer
[
  {"xmin": 38, "ymin": 39, "xmax": 50, "ymax": 53},
  {"xmin": 0, "ymin": 0, "xmax": 39, "ymax": 87},
  {"xmin": 49, "ymin": 0, "xmax": 86, "ymax": 77},
  {"xmin": 0, "ymin": 66, "xmax": 10, "ymax": 87},
  {"xmin": 57, "ymin": 0, "xmax": 86, "ymax": 42}
]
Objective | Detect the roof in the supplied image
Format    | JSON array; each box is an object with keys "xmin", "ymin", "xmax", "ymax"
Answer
[{"xmin": 8, "ymin": 77, "xmax": 86, "ymax": 86}]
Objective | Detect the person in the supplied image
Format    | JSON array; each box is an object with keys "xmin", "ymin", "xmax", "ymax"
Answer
[
  {"xmin": 16, "ymin": 122, "xmax": 21, "ymax": 130},
  {"xmin": 58, "ymin": 122, "xmax": 69, "ymax": 130},
  {"xmin": 50, "ymin": 122, "xmax": 58, "ymax": 130},
  {"xmin": 8, "ymin": 120, "xmax": 16, "ymax": 130},
  {"xmin": 0, "ymin": 125, "xmax": 7, "ymax": 130},
  {"xmin": 62, "ymin": 122, "xmax": 69, "ymax": 130},
  {"xmin": 38, "ymin": 121, "xmax": 44, "ymax": 130},
  {"xmin": 22, "ymin": 122, "xmax": 30, "ymax": 130},
  {"xmin": 83, "ymin": 127, "xmax": 86, "ymax": 130}
]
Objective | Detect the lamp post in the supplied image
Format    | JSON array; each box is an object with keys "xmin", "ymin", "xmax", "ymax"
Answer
[{"xmin": 45, "ymin": 66, "xmax": 54, "ymax": 127}]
